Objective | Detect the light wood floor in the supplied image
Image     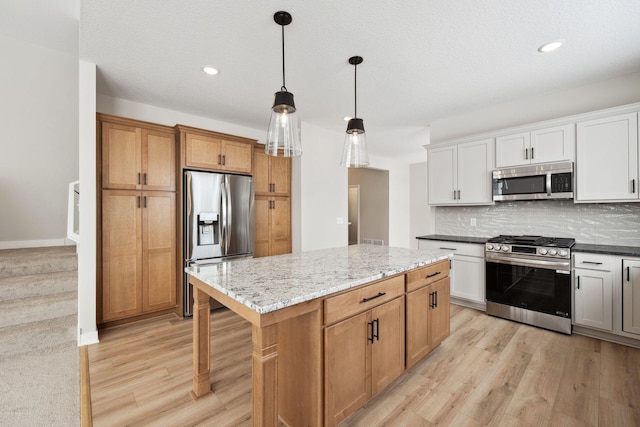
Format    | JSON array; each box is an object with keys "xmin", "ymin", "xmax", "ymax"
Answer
[{"xmin": 88, "ymin": 305, "xmax": 640, "ymax": 426}]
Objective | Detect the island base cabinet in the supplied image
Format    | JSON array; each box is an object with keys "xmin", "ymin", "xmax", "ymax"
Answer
[
  {"xmin": 324, "ymin": 297, "xmax": 405, "ymax": 427},
  {"xmin": 406, "ymin": 276, "xmax": 451, "ymax": 369},
  {"xmin": 623, "ymin": 260, "xmax": 640, "ymax": 336}
]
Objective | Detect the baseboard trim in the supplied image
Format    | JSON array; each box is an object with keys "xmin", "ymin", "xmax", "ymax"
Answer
[
  {"xmin": 80, "ymin": 346, "xmax": 93, "ymax": 427},
  {"xmin": 0, "ymin": 238, "xmax": 76, "ymax": 250},
  {"xmin": 572, "ymin": 326, "xmax": 640, "ymax": 349},
  {"xmin": 451, "ymin": 296, "xmax": 486, "ymax": 312},
  {"xmin": 79, "ymin": 330, "xmax": 99, "ymax": 346}
]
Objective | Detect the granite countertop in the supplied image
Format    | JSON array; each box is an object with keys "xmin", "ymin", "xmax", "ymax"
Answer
[
  {"xmin": 573, "ymin": 243, "xmax": 640, "ymax": 257},
  {"xmin": 415, "ymin": 234, "xmax": 489, "ymax": 245},
  {"xmin": 185, "ymin": 245, "xmax": 452, "ymax": 315}
]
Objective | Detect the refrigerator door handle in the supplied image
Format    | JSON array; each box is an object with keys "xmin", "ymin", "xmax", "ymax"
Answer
[
  {"xmin": 225, "ymin": 177, "xmax": 232, "ymax": 255},
  {"xmin": 220, "ymin": 181, "xmax": 227, "ymax": 256}
]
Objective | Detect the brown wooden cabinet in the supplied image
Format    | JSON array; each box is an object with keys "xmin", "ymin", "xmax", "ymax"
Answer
[
  {"xmin": 254, "ymin": 195, "xmax": 291, "ymax": 258},
  {"xmin": 101, "ymin": 190, "xmax": 176, "ymax": 322},
  {"xmin": 99, "ymin": 114, "xmax": 178, "ymax": 325},
  {"xmin": 324, "ymin": 276, "xmax": 405, "ymax": 426},
  {"xmin": 183, "ymin": 131, "xmax": 252, "ymax": 174},
  {"xmin": 102, "ymin": 121, "xmax": 175, "ymax": 191},
  {"xmin": 254, "ymin": 148, "xmax": 291, "ymax": 196},
  {"xmin": 405, "ymin": 260, "xmax": 451, "ymax": 368}
]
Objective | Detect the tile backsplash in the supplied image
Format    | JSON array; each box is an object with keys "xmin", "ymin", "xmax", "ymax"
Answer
[{"xmin": 435, "ymin": 200, "xmax": 640, "ymax": 246}]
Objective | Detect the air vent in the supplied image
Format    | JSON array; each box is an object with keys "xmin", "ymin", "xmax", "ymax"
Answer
[{"xmin": 362, "ymin": 238, "xmax": 384, "ymax": 246}]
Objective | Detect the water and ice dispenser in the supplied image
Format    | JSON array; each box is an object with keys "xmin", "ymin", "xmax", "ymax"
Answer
[{"xmin": 197, "ymin": 212, "xmax": 219, "ymax": 246}]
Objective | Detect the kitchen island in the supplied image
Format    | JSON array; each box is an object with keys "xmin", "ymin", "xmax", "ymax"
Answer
[{"xmin": 186, "ymin": 244, "xmax": 452, "ymax": 427}]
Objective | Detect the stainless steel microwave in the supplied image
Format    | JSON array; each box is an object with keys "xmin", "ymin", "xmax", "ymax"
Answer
[{"xmin": 493, "ymin": 162, "xmax": 573, "ymax": 201}]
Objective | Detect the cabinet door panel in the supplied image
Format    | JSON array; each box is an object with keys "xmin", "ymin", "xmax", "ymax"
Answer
[
  {"xmin": 102, "ymin": 123, "xmax": 141, "ymax": 189},
  {"xmin": 576, "ymin": 113, "xmax": 638, "ymax": 201},
  {"xmin": 371, "ymin": 297, "xmax": 405, "ymax": 395},
  {"xmin": 428, "ymin": 146, "xmax": 457, "ymax": 204},
  {"xmin": 451, "ymin": 255, "xmax": 485, "ymax": 304},
  {"xmin": 325, "ymin": 312, "xmax": 370, "ymax": 426},
  {"xmin": 458, "ymin": 139, "xmax": 493, "ymax": 204},
  {"xmin": 254, "ymin": 196, "xmax": 271, "ymax": 258},
  {"xmin": 530, "ymin": 124, "xmax": 573, "ymax": 164},
  {"xmin": 143, "ymin": 192, "xmax": 176, "ymax": 312},
  {"xmin": 222, "ymin": 141, "xmax": 252, "ymax": 174},
  {"xmin": 270, "ymin": 155, "xmax": 291, "ymax": 196},
  {"xmin": 574, "ymin": 268, "xmax": 613, "ymax": 331},
  {"xmin": 253, "ymin": 150, "xmax": 271, "ymax": 194},
  {"xmin": 430, "ymin": 278, "xmax": 451, "ymax": 347},
  {"xmin": 495, "ymin": 132, "xmax": 530, "ymax": 167},
  {"xmin": 102, "ymin": 190, "xmax": 142, "ymax": 321},
  {"xmin": 185, "ymin": 134, "xmax": 222, "ymax": 169},
  {"xmin": 406, "ymin": 286, "xmax": 431, "ymax": 368},
  {"xmin": 623, "ymin": 260, "xmax": 640, "ymax": 335},
  {"xmin": 271, "ymin": 197, "xmax": 291, "ymax": 256},
  {"xmin": 143, "ymin": 130, "xmax": 175, "ymax": 191}
]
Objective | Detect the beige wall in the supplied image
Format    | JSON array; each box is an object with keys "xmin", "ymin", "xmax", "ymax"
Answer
[{"xmin": 348, "ymin": 168, "xmax": 389, "ymax": 245}]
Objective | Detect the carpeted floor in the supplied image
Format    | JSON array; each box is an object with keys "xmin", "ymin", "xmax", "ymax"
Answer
[{"xmin": 0, "ymin": 245, "xmax": 80, "ymax": 426}]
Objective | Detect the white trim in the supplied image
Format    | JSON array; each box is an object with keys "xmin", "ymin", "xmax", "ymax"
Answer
[
  {"xmin": 0, "ymin": 238, "xmax": 76, "ymax": 250},
  {"xmin": 78, "ymin": 330, "xmax": 99, "ymax": 347}
]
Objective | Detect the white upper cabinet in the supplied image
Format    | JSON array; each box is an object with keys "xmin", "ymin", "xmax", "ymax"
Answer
[
  {"xmin": 428, "ymin": 139, "xmax": 494, "ymax": 206},
  {"xmin": 576, "ymin": 112, "xmax": 639, "ymax": 202},
  {"xmin": 495, "ymin": 124, "xmax": 574, "ymax": 168}
]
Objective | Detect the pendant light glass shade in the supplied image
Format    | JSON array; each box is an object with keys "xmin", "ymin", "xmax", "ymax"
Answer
[
  {"xmin": 266, "ymin": 90, "xmax": 302, "ymax": 156},
  {"xmin": 341, "ymin": 56, "xmax": 369, "ymax": 168},
  {"xmin": 265, "ymin": 11, "xmax": 302, "ymax": 157}
]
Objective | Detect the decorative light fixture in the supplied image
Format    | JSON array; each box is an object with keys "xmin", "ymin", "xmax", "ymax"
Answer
[
  {"xmin": 340, "ymin": 56, "xmax": 369, "ymax": 168},
  {"xmin": 265, "ymin": 11, "xmax": 302, "ymax": 157}
]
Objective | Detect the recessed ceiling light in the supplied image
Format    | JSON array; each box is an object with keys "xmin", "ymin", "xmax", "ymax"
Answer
[
  {"xmin": 203, "ymin": 66, "xmax": 219, "ymax": 75},
  {"xmin": 537, "ymin": 40, "xmax": 564, "ymax": 53}
]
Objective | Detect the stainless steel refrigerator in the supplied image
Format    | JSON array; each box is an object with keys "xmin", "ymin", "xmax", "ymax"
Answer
[{"xmin": 184, "ymin": 170, "xmax": 254, "ymax": 316}]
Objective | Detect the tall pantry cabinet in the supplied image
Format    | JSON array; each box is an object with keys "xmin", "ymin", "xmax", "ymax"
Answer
[{"xmin": 98, "ymin": 115, "xmax": 178, "ymax": 324}]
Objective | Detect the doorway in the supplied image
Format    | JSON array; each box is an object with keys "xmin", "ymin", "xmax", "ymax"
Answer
[
  {"xmin": 348, "ymin": 185, "xmax": 360, "ymax": 245},
  {"xmin": 348, "ymin": 168, "xmax": 389, "ymax": 246}
]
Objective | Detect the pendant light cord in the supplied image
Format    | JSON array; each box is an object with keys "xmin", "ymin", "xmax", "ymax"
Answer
[
  {"xmin": 354, "ymin": 62, "xmax": 358, "ymax": 118},
  {"xmin": 281, "ymin": 24, "xmax": 287, "ymax": 92}
]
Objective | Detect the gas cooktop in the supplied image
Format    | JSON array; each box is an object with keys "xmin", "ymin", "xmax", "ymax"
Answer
[{"xmin": 487, "ymin": 235, "xmax": 575, "ymax": 248}]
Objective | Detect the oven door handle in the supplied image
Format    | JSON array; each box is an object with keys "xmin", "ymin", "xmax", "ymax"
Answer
[{"xmin": 486, "ymin": 255, "xmax": 570, "ymax": 271}]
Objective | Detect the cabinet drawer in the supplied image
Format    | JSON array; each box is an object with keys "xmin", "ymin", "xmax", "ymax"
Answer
[
  {"xmin": 324, "ymin": 275, "xmax": 404, "ymax": 325},
  {"xmin": 406, "ymin": 260, "xmax": 450, "ymax": 292},
  {"xmin": 573, "ymin": 253, "xmax": 617, "ymax": 271}
]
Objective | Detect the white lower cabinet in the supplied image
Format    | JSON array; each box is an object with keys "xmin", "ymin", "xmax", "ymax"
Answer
[
  {"xmin": 417, "ymin": 240, "xmax": 485, "ymax": 308},
  {"xmin": 574, "ymin": 266, "xmax": 613, "ymax": 331},
  {"xmin": 622, "ymin": 259, "xmax": 640, "ymax": 336}
]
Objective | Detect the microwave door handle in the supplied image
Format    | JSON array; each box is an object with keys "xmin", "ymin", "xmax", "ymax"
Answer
[{"xmin": 546, "ymin": 173, "xmax": 552, "ymax": 196}]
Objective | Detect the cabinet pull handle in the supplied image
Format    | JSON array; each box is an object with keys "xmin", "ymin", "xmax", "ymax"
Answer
[
  {"xmin": 531, "ymin": 147, "xmax": 534, "ymax": 160},
  {"xmin": 627, "ymin": 266, "xmax": 631, "ymax": 282},
  {"xmin": 272, "ymin": 200, "xmax": 275, "ymax": 209},
  {"xmin": 453, "ymin": 190, "xmax": 457, "ymax": 200},
  {"xmin": 430, "ymin": 291, "xmax": 435, "ymax": 308},
  {"xmin": 439, "ymin": 247, "xmax": 457, "ymax": 251},
  {"xmin": 524, "ymin": 148, "xmax": 528, "ymax": 160},
  {"xmin": 143, "ymin": 196, "xmax": 147, "ymax": 208},
  {"xmin": 633, "ymin": 179, "xmax": 636, "ymax": 194},
  {"xmin": 457, "ymin": 190, "xmax": 461, "ymax": 200},
  {"xmin": 361, "ymin": 292, "xmax": 386, "ymax": 303},
  {"xmin": 222, "ymin": 155, "xmax": 226, "ymax": 165},
  {"xmin": 426, "ymin": 271, "xmax": 441, "ymax": 278},
  {"xmin": 144, "ymin": 173, "xmax": 147, "ymax": 185},
  {"xmin": 137, "ymin": 196, "xmax": 141, "ymax": 208},
  {"xmin": 374, "ymin": 318, "xmax": 380, "ymax": 341},
  {"xmin": 576, "ymin": 276, "xmax": 580, "ymax": 290},
  {"xmin": 582, "ymin": 261, "xmax": 603, "ymax": 265},
  {"xmin": 218, "ymin": 154, "xmax": 222, "ymax": 165},
  {"xmin": 137, "ymin": 172, "xmax": 141, "ymax": 184},
  {"xmin": 435, "ymin": 290, "xmax": 438, "ymax": 307},
  {"xmin": 368, "ymin": 321, "xmax": 375, "ymax": 343}
]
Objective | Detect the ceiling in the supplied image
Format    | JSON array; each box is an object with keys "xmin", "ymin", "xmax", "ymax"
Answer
[{"xmin": 6, "ymin": 1, "xmax": 640, "ymax": 159}]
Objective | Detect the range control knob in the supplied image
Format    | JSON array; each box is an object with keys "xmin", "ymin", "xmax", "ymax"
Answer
[
  {"xmin": 501, "ymin": 245, "xmax": 509, "ymax": 252},
  {"xmin": 559, "ymin": 250, "xmax": 568, "ymax": 257},
  {"xmin": 549, "ymin": 249, "xmax": 558, "ymax": 256},
  {"xmin": 487, "ymin": 244, "xmax": 494, "ymax": 251},
  {"xmin": 539, "ymin": 248, "xmax": 548, "ymax": 255}
]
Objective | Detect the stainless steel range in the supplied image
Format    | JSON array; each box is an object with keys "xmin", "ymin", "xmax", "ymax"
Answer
[{"xmin": 485, "ymin": 235, "xmax": 575, "ymax": 334}]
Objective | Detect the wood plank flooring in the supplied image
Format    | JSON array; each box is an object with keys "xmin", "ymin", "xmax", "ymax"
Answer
[{"xmin": 88, "ymin": 305, "xmax": 640, "ymax": 426}]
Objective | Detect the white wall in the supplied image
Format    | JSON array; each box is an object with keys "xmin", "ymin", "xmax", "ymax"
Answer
[
  {"xmin": 0, "ymin": 34, "xmax": 79, "ymax": 248},
  {"xmin": 409, "ymin": 162, "xmax": 431, "ymax": 248},
  {"xmin": 429, "ymin": 71, "xmax": 640, "ymax": 144},
  {"xmin": 299, "ymin": 123, "xmax": 348, "ymax": 251}
]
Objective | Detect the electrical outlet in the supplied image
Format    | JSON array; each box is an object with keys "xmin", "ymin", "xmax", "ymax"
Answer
[{"xmin": 470, "ymin": 218, "xmax": 477, "ymax": 227}]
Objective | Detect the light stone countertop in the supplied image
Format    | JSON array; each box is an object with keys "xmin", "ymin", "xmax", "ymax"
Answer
[{"xmin": 185, "ymin": 244, "xmax": 452, "ymax": 315}]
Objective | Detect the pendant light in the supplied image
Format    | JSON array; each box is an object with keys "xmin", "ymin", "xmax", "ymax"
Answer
[
  {"xmin": 265, "ymin": 11, "xmax": 302, "ymax": 157},
  {"xmin": 341, "ymin": 56, "xmax": 369, "ymax": 167}
]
